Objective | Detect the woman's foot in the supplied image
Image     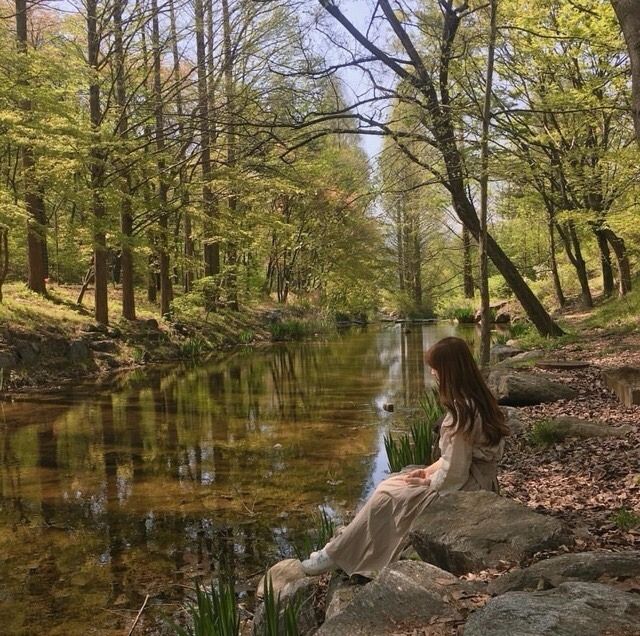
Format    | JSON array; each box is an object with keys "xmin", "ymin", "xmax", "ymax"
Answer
[{"xmin": 301, "ymin": 548, "xmax": 335, "ymax": 575}]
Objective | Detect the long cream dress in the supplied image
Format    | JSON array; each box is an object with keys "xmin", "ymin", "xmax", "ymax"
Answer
[{"xmin": 324, "ymin": 411, "xmax": 505, "ymax": 577}]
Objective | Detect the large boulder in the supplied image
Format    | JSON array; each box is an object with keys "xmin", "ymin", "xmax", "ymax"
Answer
[
  {"xmin": 501, "ymin": 406, "xmax": 526, "ymax": 435},
  {"xmin": 486, "ymin": 369, "xmax": 576, "ymax": 406},
  {"xmin": 256, "ymin": 559, "xmax": 306, "ymax": 599},
  {"xmin": 488, "ymin": 551, "xmax": 640, "ymax": 595},
  {"xmin": 323, "ymin": 576, "xmax": 364, "ymax": 622},
  {"xmin": 602, "ymin": 366, "xmax": 640, "ymax": 406},
  {"xmin": 409, "ymin": 491, "xmax": 569, "ymax": 575},
  {"xmin": 316, "ymin": 560, "xmax": 481, "ymax": 636},
  {"xmin": 541, "ymin": 416, "xmax": 632, "ymax": 440},
  {"xmin": 465, "ymin": 582, "xmax": 640, "ymax": 636}
]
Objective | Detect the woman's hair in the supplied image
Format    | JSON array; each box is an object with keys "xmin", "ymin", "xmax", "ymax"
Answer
[{"xmin": 425, "ymin": 337, "xmax": 509, "ymax": 444}]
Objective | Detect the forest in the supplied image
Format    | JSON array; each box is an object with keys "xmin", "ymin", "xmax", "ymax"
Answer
[{"xmin": 0, "ymin": 0, "xmax": 637, "ymax": 337}]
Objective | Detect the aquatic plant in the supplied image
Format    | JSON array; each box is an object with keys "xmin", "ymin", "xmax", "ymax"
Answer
[
  {"xmin": 293, "ymin": 508, "xmax": 336, "ymax": 560},
  {"xmin": 169, "ymin": 578, "xmax": 239, "ymax": 636},
  {"xmin": 261, "ymin": 575, "xmax": 300, "ymax": 636},
  {"xmin": 179, "ymin": 336, "xmax": 209, "ymax": 360},
  {"xmin": 384, "ymin": 390, "xmax": 443, "ymax": 472}
]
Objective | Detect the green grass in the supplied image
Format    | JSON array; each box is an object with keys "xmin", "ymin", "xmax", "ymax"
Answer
[
  {"xmin": 178, "ymin": 336, "xmax": 210, "ymax": 360},
  {"xmin": 452, "ymin": 307, "xmax": 476, "ymax": 323},
  {"xmin": 169, "ymin": 579, "xmax": 240, "ymax": 636},
  {"xmin": 584, "ymin": 283, "xmax": 640, "ymax": 332},
  {"xmin": 268, "ymin": 317, "xmax": 333, "ymax": 341},
  {"xmin": 611, "ymin": 508, "xmax": 640, "ymax": 531},
  {"xmin": 261, "ymin": 575, "xmax": 301, "ymax": 636},
  {"xmin": 384, "ymin": 390, "xmax": 443, "ymax": 472},
  {"xmin": 526, "ymin": 419, "xmax": 566, "ymax": 447},
  {"xmin": 293, "ymin": 508, "xmax": 336, "ymax": 560}
]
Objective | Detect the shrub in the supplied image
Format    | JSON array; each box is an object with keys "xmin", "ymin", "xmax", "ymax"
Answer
[
  {"xmin": 179, "ymin": 336, "xmax": 209, "ymax": 360},
  {"xmin": 527, "ymin": 419, "xmax": 566, "ymax": 447},
  {"xmin": 384, "ymin": 390, "xmax": 443, "ymax": 472},
  {"xmin": 612, "ymin": 508, "xmax": 640, "ymax": 531},
  {"xmin": 452, "ymin": 307, "xmax": 476, "ymax": 323}
]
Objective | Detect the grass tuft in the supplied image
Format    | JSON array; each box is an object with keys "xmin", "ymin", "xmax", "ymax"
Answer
[
  {"xmin": 611, "ymin": 508, "xmax": 640, "ymax": 531},
  {"xmin": 526, "ymin": 419, "xmax": 566, "ymax": 447},
  {"xmin": 293, "ymin": 508, "xmax": 335, "ymax": 560}
]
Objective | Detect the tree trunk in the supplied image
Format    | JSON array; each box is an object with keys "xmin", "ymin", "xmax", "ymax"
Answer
[
  {"xmin": 87, "ymin": 0, "xmax": 108, "ymax": 324},
  {"xmin": 611, "ymin": 1, "xmax": 640, "ymax": 142},
  {"xmin": 478, "ymin": 0, "xmax": 497, "ymax": 366},
  {"xmin": 152, "ymin": 0, "xmax": 173, "ymax": 318},
  {"xmin": 556, "ymin": 221, "xmax": 593, "ymax": 308},
  {"xmin": 195, "ymin": 0, "xmax": 220, "ymax": 277},
  {"xmin": 462, "ymin": 226, "xmax": 474, "ymax": 298},
  {"xmin": 15, "ymin": 0, "xmax": 47, "ymax": 295},
  {"xmin": 602, "ymin": 227, "xmax": 633, "ymax": 295},
  {"xmin": 0, "ymin": 225, "xmax": 8, "ymax": 302},
  {"xmin": 113, "ymin": 0, "xmax": 136, "ymax": 320},
  {"xmin": 548, "ymin": 219, "xmax": 566, "ymax": 307},
  {"xmin": 397, "ymin": 203, "xmax": 405, "ymax": 292},
  {"xmin": 594, "ymin": 226, "xmax": 614, "ymax": 297}
]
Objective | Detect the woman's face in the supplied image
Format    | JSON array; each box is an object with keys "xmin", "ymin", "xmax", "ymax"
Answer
[{"xmin": 430, "ymin": 366, "xmax": 439, "ymax": 381}]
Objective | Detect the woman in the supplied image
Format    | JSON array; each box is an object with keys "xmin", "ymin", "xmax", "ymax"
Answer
[{"xmin": 301, "ymin": 336, "xmax": 510, "ymax": 578}]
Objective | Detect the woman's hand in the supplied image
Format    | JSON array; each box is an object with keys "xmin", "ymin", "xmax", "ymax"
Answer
[{"xmin": 403, "ymin": 468, "xmax": 431, "ymax": 486}]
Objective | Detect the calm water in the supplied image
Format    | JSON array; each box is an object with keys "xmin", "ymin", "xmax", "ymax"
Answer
[{"xmin": 0, "ymin": 323, "xmax": 487, "ymax": 635}]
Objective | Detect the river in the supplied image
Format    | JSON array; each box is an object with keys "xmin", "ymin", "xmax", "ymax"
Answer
[{"xmin": 0, "ymin": 322, "xmax": 492, "ymax": 635}]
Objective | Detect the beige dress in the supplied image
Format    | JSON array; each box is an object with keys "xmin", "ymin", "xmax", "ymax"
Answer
[{"xmin": 324, "ymin": 412, "xmax": 504, "ymax": 577}]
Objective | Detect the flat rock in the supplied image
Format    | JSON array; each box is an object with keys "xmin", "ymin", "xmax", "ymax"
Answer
[
  {"xmin": 536, "ymin": 359, "xmax": 591, "ymax": 370},
  {"xmin": 409, "ymin": 492, "xmax": 569, "ymax": 575},
  {"xmin": 486, "ymin": 369, "xmax": 576, "ymax": 406},
  {"xmin": 602, "ymin": 366, "xmax": 640, "ymax": 406},
  {"xmin": 490, "ymin": 345, "xmax": 524, "ymax": 364},
  {"xmin": 324, "ymin": 576, "xmax": 364, "ymax": 622},
  {"xmin": 507, "ymin": 349, "xmax": 544, "ymax": 363},
  {"xmin": 465, "ymin": 582, "xmax": 640, "ymax": 636},
  {"xmin": 489, "ymin": 551, "xmax": 640, "ymax": 595},
  {"xmin": 256, "ymin": 559, "xmax": 306, "ymax": 599},
  {"xmin": 545, "ymin": 416, "xmax": 632, "ymax": 439},
  {"xmin": 316, "ymin": 560, "xmax": 476, "ymax": 636}
]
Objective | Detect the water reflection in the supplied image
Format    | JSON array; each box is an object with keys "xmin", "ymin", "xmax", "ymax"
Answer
[{"xmin": 0, "ymin": 322, "xmax": 483, "ymax": 635}]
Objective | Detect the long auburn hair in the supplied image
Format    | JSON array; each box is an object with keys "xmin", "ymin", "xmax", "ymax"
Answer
[{"xmin": 425, "ymin": 337, "xmax": 509, "ymax": 444}]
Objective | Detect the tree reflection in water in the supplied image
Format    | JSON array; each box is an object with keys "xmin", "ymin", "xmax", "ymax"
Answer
[{"xmin": 0, "ymin": 323, "xmax": 482, "ymax": 634}]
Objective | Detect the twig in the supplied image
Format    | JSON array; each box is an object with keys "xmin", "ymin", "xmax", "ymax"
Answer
[{"xmin": 127, "ymin": 594, "xmax": 150, "ymax": 636}]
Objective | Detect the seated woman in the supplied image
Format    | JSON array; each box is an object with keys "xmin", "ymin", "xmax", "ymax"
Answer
[{"xmin": 301, "ymin": 336, "xmax": 509, "ymax": 578}]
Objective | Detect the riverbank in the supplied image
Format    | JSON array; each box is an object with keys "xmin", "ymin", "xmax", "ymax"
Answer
[{"xmin": 0, "ymin": 282, "xmax": 340, "ymax": 393}]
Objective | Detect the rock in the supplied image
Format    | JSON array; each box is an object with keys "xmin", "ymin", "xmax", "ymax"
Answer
[
  {"xmin": 256, "ymin": 559, "xmax": 306, "ymax": 599},
  {"xmin": 536, "ymin": 359, "xmax": 591, "ymax": 371},
  {"xmin": 602, "ymin": 366, "xmax": 640, "ymax": 407},
  {"xmin": 486, "ymin": 369, "xmax": 577, "ymax": 406},
  {"xmin": 107, "ymin": 327, "xmax": 122, "ymax": 339},
  {"xmin": 143, "ymin": 318, "xmax": 159, "ymax": 330},
  {"xmin": 15, "ymin": 341, "xmax": 39, "ymax": 364},
  {"xmin": 501, "ymin": 406, "xmax": 526, "ymax": 435},
  {"xmin": 506, "ymin": 350, "xmax": 544, "ymax": 363},
  {"xmin": 382, "ymin": 403, "xmax": 394, "ymax": 412},
  {"xmin": 488, "ymin": 551, "xmax": 640, "ymax": 595},
  {"xmin": 465, "ymin": 582, "xmax": 640, "ymax": 636},
  {"xmin": 253, "ymin": 566, "xmax": 322, "ymax": 636},
  {"xmin": 88, "ymin": 339, "xmax": 118, "ymax": 353},
  {"xmin": 0, "ymin": 350, "xmax": 16, "ymax": 370},
  {"xmin": 83, "ymin": 323, "xmax": 108, "ymax": 334},
  {"xmin": 93, "ymin": 352, "xmax": 119, "ymax": 368},
  {"xmin": 490, "ymin": 345, "xmax": 524, "ymax": 363},
  {"xmin": 316, "ymin": 561, "xmax": 476, "ymax": 636},
  {"xmin": 67, "ymin": 340, "xmax": 90, "ymax": 362},
  {"xmin": 324, "ymin": 576, "xmax": 364, "ymax": 622},
  {"xmin": 409, "ymin": 491, "xmax": 569, "ymax": 575},
  {"xmin": 494, "ymin": 310, "xmax": 511, "ymax": 323},
  {"xmin": 543, "ymin": 416, "xmax": 631, "ymax": 439}
]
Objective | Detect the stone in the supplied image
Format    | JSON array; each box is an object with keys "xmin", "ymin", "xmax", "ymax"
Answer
[
  {"xmin": 324, "ymin": 576, "xmax": 364, "ymax": 622},
  {"xmin": 602, "ymin": 366, "xmax": 640, "ymax": 407},
  {"xmin": 536, "ymin": 359, "xmax": 591, "ymax": 371},
  {"xmin": 505, "ymin": 350, "xmax": 545, "ymax": 363},
  {"xmin": 543, "ymin": 416, "xmax": 631, "ymax": 439},
  {"xmin": 486, "ymin": 369, "xmax": 576, "ymax": 406},
  {"xmin": 501, "ymin": 406, "xmax": 526, "ymax": 435},
  {"xmin": 253, "ymin": 569, "xmax": 322, "ymax": 636},
  {"xmin": 488, "ymin": 551, "xmax": 640, "ymax": 595},
  {"xmin": 464, "ymin": 582, "xmax": 640, "ymax": 636},
  {"xmin": 89, "ymin": 339, "xmax": 118, "ymax": 353},
  {"xmin": 316, "ymin": 560, "xmax": 475, "ymax": 636},
  {"xmin": 83, "ymin": 323, "xmax": 108, "ymax": 334},
  {"xmin": 107, "ymin": 327, "xmax": 122, "ymax": 339},
  {"xmin": 490, "ymin": 345, "xmax": 524, "ymax": 364},
  {"xmin": 256, "ymin": 559, "xmax": 306, "ymax": 599},
  {"xmin": 409, "ymin": 491, "xmax": 569, "ymax": 575},
  {"xmin": 67, "ymin": 340, "xmax": 90, "ymax": 362},
  {"xmin": 144, "ymin": 318, "xmax": 160, "ymax": 330},
  {"xmin": 494, "ymin": 310, "xmax": 511, "ymax": 323},
  {"xmin": 15, "ymin": 341, "xmax": 39, "ymax": 364},
  {"xmin": 0, "ymin": 350, "xmax": 16, "ymax": 370},
  {"xmin": 382, "ymin": 403, "xmax": 394, "ymax": 412}
]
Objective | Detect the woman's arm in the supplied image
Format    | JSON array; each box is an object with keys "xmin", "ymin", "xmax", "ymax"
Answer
[{"xmin": 429, "ymin": 428, "xmax": 472, "ymax": 492}]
